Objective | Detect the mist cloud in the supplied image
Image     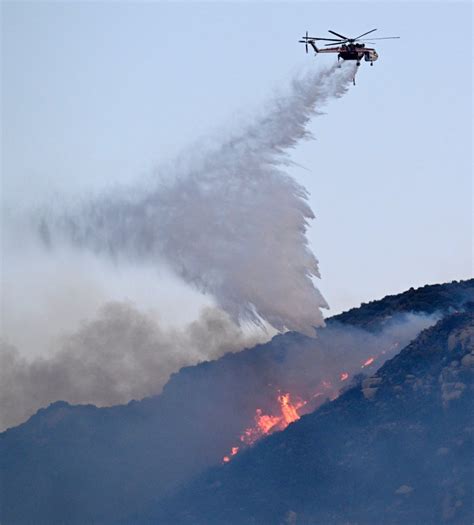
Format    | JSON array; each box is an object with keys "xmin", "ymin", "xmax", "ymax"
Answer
[{"xmin": 38, "ymin": 63, "xmax": 357, "ymax": 335}]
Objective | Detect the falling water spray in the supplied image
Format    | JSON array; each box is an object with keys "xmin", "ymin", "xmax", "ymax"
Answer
[{"xmin": 39, "ymin": 63, "xmax": 357, "ymax": 335}]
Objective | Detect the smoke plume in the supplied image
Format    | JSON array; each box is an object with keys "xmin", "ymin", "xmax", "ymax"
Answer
[
  {"xmin": 0, "ymin": 308, "xmax": 436, "ymax": 433},
  {"xmin": 38, "ymin": 63, "xmax": 357, "ymax": 335},
  {"xmin": 0, "ymin": 304, "xmax": 266, "ymax": 431}
]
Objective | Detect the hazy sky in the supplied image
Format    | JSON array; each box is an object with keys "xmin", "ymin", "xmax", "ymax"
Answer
[{"xmin": 2, "ymin": 1, "xmax": 472, "ymax": 336}]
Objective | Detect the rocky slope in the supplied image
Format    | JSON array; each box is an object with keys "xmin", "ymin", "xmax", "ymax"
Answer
[
  {"xmin": 155, "ymin": 310, "xmax": 474, "ymax": 525},
  {"xmin": 1, "ymin": 279, "xmax": 473, "ymax": 524}
]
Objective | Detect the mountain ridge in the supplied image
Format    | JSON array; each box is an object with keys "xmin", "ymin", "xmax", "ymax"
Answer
[
  {"xmin": 155, "ymin": 310, "xmax": 474, "ymax": 524},
  {"xmin": 1, "ymin": 279, "xmax": 473, "ymax": 524}
]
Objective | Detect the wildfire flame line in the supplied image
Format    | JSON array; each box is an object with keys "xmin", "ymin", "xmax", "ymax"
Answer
[
  {"xmin": 222, "ymin": 392, "xmax": 304, "ymax": 463},
  {"xmin": 361, "ymin": 357, "xmax": 375, "ymax": 368},
  {"xmin": 222, "ymin": 347, "xmax": 398, "ymax": 463}
]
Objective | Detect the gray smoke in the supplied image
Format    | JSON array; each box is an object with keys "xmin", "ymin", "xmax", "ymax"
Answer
[
  {"xmin": 0, "ymin": 304, "xmax": 266, "ymax": 431},
  {"xmin": 39, "ymin": 63, "xmax": 357, "ymax": 335},
  {"xmin": 0, "ymin": 306, "xmax": 437, "ymax": 433},
  {"xmin": 0, "ymin": 308, "xmax": 438, "ymax": 434}
]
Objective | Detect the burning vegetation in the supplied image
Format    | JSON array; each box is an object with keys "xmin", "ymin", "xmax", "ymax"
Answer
[
  {"xmin": 222, "ymin": 355, "xmax": 377, "ymax": 463},
  {"xmin": 362, "ymin": 356, "xmax": 375, "ymax": 368},
  {"xmin": 223, "ymin": 392, "xmax": 305, "ymax": 462}
]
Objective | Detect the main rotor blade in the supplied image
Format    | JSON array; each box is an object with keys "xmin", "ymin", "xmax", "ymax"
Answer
[
  {"xmin": 305, "ymin": 37, "xmax": 342, "ymax": 41},
  {"xmin": 324, "ymin": 41, "xmax": 346, "ymax": 46},
  {"xmin": 328, "ymin": 30, "xmax": 349, "ymax": 40},
  {"xmin": 354, "ymin": 28, "xmax": 377, "ymax": 39},
  {"xmin": 319, "ymin": 37, "xmax": 344, "ymax": 41},
  {"xmin": 358, "ymin": 36, "xmax": 400, "ymax": 41}
]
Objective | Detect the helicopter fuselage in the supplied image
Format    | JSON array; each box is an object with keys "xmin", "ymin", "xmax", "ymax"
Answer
[{"xmin": 337, "ymin": 44, "xmax": 378, "ymax": 64}]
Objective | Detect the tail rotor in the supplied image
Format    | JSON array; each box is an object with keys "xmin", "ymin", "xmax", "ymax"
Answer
[{"xmin": 298, "ymin": 31, "xmax": 310, "ymax": 53}]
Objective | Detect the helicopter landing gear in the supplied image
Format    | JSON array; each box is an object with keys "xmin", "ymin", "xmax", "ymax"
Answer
[
  {"xmin": 356, "ymin": 61, "xmax": 361, "ymax": 66},
  {"xmin": 370, "ymin": 62, "xmax": 374, "ymax": 66}
]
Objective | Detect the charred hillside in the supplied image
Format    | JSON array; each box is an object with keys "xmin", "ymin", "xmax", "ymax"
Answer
[
  {"xmin": 0, "ymin": 280, "xmax": 473, "ymax": 525},
  {"xmin": 156, "ymin": 310, "xmax": 474, "ymax": 525}
]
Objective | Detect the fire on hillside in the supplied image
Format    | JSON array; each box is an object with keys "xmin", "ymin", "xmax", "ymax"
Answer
[{"xmin": 222, "ymin": 355, "xmax": 376, "ymax": 463}]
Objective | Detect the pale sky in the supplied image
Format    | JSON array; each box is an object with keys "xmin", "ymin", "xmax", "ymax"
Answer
[{"xmin": 2, "ymin": 1, "xmax": 472, "ymax": 338}]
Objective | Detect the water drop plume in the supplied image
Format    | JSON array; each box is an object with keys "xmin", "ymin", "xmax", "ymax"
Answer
[{"xmin": 40, "ymin": 63, "xmax": 357, "ymax": 335}]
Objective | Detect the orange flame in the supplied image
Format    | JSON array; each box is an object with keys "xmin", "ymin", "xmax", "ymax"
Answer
[
  {"xmin": 255, "ymin": 410, "xmax": 280, "ymax": 434},
  {"xmin": 278, "ymin": 393, "xmax": 303, "ymax": 425},
  {"xmin": 222, "ymin": 346, "xmax": 395, "ymax": 463},
  {"xmin": 222, "ymin": 446, "xmax": 239, "ymax": 463},
  {"xmin": 222, "ymin": 345, "xmax": 402, "ymax": 463},
  {"xmin": 362, "ymin": 357, "xmax": 375, "ymax": 368},
  {"xmin": 222, "ymin": 392, "xmax": 305, "ymax": 462}
]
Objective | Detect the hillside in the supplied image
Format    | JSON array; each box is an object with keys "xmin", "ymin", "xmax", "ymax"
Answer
[
  {"xmin": 330, "ymin": 279, "xmax": 474, "ymax": 330},
  {"xmin": 1, "ymin": 279, "xmax": 473, "ymax": 524},
  {"xmin": 154, "ymin": 310, "xmax": 474, "ymax": 524}
]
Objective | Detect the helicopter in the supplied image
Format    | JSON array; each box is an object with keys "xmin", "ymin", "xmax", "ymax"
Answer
[{"xmin": 299, "ymin": 29, "xmax": 399, "ymax": 84}]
